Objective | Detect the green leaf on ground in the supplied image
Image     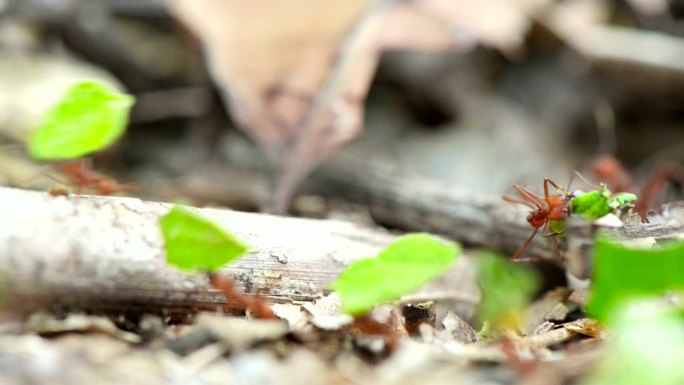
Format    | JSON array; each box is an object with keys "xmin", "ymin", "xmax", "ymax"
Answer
[
  {"xmin": 331, "ymin": 233, "xmax": 460, "ymax": 316},
  {"xmin": 160, "ymin": 206, "xmax": 249, "ymax": 272},
  {"xmin": 28, "ymin": 80, "xmax": 135, "ymax": 160},
  {"xmin": 587, "ymin": 237, "xmax": 684, "ymax": 324},
  {"xmin": 582, "ymin": 299, "xmax": 684, "ymax": 385},
  {"xmin": 476, "ymin": 252, "xmax": 540, "ymax": 329}
]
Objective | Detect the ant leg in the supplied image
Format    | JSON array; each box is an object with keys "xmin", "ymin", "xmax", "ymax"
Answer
[
  {"xmin": 511, "ymin": 227, "xmax": 540, "ymax": 261},
  {"xmin": 591, "ymin": 155, "xmax": 634, "ymax": 194},
  {"xmin": 540, "ymin": 223, "xmax": 564, "ymax": 262},
  {"xmin": 81, "ymin": 157, "xmax": 93, "ymax": 170},
  {"xmin": 544, "ymin": 178, "xmax": 566, "ymax": 197},
  {"xmin": 511, "ymin": 184, "xmax": 547, "ymax": 208},
  {"xmin": 19, "ymin": 170, "xmax": 68, "ymax": 189},
  {"xmin": 78, "ymin": 158, "xmax": 93, "ymax": 195},
  {"xmin": 635, "ymin": 162, "xmax": 684, "ymax": 223},
  {"xmin": 550, "ymin": 234, "xmax": 563, "ymax": 262},
  {"xmin": 502, "ymin": 195, "xmax": 535, "ymax": 208},
  {"xmin": 543, "ymin": 178, "xmax": 551, "ymax": 198}
]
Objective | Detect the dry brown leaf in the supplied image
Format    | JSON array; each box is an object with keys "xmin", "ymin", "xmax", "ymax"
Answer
[
  {"xmin": 172, "ymin": 0, "xmax": 386, "ymax": 212},
  {"xmin": 171, "ymin": 0, "xmax": 552, "ymax": 212}
]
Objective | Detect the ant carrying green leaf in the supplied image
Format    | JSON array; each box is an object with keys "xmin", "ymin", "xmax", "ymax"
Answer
[
  {"xmin": 503, "ymin": 177, "xmax": 637, "ymax": 262},
  {"xmin": 502, "ymin": 178, "xmax": 570, "ymax": 262},
  {"xmin": 21, "ymin": 159, "xmax": 139, "ymax": 196}
]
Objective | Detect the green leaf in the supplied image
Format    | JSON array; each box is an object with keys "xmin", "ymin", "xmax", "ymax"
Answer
[
  {"xmin": 570, "ymin": 185, "xmax": 612, "ymax": 219},
  {"xmin": 587, "ymin": 237, "xmax": 684, "ymax": 324},
  {"xmin": 28, "ymin": 80, "xmax": 135, "ymax": 160},
  {"xmin": 476, "ymin": 252, "xmax": 540, "ymax": 328},
  {"xmin": 582, "ymin": 299, "xmax": 684, "ymax": 385},
  {"xmin": 159, "ymin": 206, "xmax": 249, "ymax": 272},
  {"xmin": 570, "ymin": 185, "xmax": 637, "ymax": 220},
  {"xmin": 608, "ymin": 192, "xmax": 637, "ymax": 210},
  {"xmin": 331, "ymin": 233, "xmax": 460, "ymax": 316}
]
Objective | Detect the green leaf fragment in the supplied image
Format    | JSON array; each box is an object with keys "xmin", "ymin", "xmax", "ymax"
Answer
[
  {"xmin": 608, "ymin": 192, "xmax": 637, "ymax": 209},
  {"xmin": 570, "ymin": 185, "xmax": 612, "ymax": 219},
  {"xmin": 476, "ymin": 252, "xmax": 540, "ymax": 328},
  {"xmin": 587, "ymin": 237, "xmax": 684, "ymax": 324},
  {"xmin": 331, "ymin": 233, "xmax": 460, "ymax": 316},
  {"xmin": 570, "ymin": 185, "xmax": 637, "ymax": 220},
  {"xmin": 28, "ymin": 80, "xmax": 135, "ymax": 160},
  {"xmin": 159, "ymin": 206, "xmax": 249, "ymax": 273}
]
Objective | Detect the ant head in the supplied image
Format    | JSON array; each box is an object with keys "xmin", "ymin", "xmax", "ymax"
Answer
[{"xmin": 527, "ymin": 211, "xmax": 546, "ymax": 228}]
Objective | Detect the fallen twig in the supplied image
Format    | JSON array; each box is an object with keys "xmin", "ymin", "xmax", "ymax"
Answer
[{"xmin": 0, "ymin": 187, "xmax": 396, "ymax": 317}]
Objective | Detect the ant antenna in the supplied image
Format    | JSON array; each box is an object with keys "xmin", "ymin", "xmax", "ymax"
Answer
[
  {"xmin": 573, "ymin": 170, "xmax": 599, "ymax": 189},
  {"xmin": 565, "ymin": 172, "xmax": 576, "ymax": 194}
]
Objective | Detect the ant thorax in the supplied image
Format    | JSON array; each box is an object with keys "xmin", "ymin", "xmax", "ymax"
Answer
[{"xmin": 546, "ymin": 195, "xmax": 569, "ymax": 221}]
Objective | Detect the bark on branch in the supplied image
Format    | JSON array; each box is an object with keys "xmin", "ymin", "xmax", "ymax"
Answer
[{"xmin": 0, "ymin": 187, "xmax": 396, "ymax": 317}]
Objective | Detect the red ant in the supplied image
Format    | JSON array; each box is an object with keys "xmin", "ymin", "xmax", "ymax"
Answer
[
  {"xmin": 31, "ymin": 160, "xmax": 139, "ymax": 196},
  {"xmin": 502, "ymin": 178, "xmax": 570, "ymax": 261},
  {"xmin": 591, "ymin": 155, "xmax": 684, "ymax": 222},
  {"xmin": 55, "ymin": 159, "xmax": 139, "ymax": 195}
]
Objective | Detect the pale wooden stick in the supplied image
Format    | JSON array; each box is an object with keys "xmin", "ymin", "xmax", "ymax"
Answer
[{"xmin": 0, "ymin": 187, "xmax": 396, "ymax": 317}]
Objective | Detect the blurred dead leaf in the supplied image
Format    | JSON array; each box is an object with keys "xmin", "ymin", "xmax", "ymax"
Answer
[
  {"xmin": 542, "ymin": 0, "xmax": 684, "ymax": 74},
  {"xmin": 171, "ymin": 0, "xmax": 552, "ymax": 213},
  {"xmin": 624, "ymin": 0, "xmax": 668, "ymax": 16},
  {"xmin": 380, "ymin": 0, "xmax": 551, "ymax": 54}
]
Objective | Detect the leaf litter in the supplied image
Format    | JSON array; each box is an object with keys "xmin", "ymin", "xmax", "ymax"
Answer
[{"xmin": 0, "ymin": 249, "xmax": 616, "ymax": 385}]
